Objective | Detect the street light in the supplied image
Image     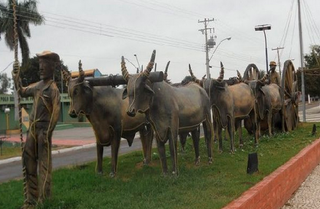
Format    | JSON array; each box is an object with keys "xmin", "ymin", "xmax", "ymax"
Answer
[
  {"xmin": 134, "ymin": 54, "xmax": 140, "ymax": 71},
  {"xmin": 209, "ymin": 37, "xmax": 232, "ymax": 62},
  {"xmin": 255, "ymin": 24, "xmax": 271, "ymax": 73}
]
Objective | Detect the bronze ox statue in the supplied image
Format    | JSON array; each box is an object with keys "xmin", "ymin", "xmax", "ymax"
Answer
[
  {"xmin": 189, "ymin": 62, "xmax": 257, "ymax": 152},
  {"xmin": 243, "ymin": 60, "xmax": 299, "ymax": 136},
  {"xmin": 62, "ymin": 61, "xmax": 154, "ymax": 177},
  {"xmin": 163, "ymin": 61, "xmax": 206, "ymax": 162},
  {"xmin": 243, "ymin": 74, "xmax": 283, "ymax": 137},
  {"xmin": 121, "ymin": 50, "xmax": 213, "ymax": 175}
]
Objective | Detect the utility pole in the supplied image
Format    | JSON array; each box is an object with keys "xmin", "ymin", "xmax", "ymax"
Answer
[
  {"xmin": 199, "ymin": 18, "xmax": 214, "ymax": 79},
  {"xmin": 298, "ymin": 0, "xmax": 306, "ymax": 122},
  {"xmin": 272, "ymin": 47, "xmax": 284, "ymax": 77}
]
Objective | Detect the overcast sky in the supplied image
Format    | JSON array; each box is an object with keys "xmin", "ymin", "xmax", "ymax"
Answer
[{"xmin": 1, "ymin": 0, "xmax": 320, "ymax": 83}]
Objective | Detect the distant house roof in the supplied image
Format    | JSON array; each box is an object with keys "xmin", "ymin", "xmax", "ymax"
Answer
[{"xmin": 71, "ymin": 69, "xmax": 102, "ymax": 78}]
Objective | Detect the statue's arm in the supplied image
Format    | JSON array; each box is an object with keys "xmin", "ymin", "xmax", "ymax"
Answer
[
  {"xmin": 49, "ymin": 87, "xmax": 61, "ymax": 133},
  {"xmin": 11, "ymin": 70, "xmax": 34, "ymax": 97}
]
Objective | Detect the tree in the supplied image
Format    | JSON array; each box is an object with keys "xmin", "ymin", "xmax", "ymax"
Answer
[
  {"xmin": 0, "ymin": 73, "xmax": 11, "ymax": 94},
  {"xmin": 297, "ymin": 45, "xmax": 320, "ymax": 97},
  {"xmin": 0, "ymin": 0, "xmax": 44, "ymax": 66}
]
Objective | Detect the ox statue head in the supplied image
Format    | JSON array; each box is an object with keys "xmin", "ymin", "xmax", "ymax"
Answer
[
  {"xmin": 121, "ymin": 50, "xmax": 156, "ymax": 117},
  {"xmin": 189, "ymin": 61, "xmax": 227, "ymax": 100},
  {"xmin": 62, "ymin": 60, "xmax": 93, "ymax": 118},
  {"xmin": 204, "ymin": 62, "xmax": 226, "ymax": 93}
]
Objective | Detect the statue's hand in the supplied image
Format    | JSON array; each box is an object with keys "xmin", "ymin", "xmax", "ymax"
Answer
[{"xmin": 11, "ymin": 62, "xmax": 20, "ymax": 82}]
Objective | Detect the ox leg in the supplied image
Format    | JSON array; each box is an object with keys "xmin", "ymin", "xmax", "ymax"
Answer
[
  {"xmin": 218, "ymin": 124, "xmax": 223, "ymax": 153},
  {"xmin": 203, "ymin": 120, "xmax": 213, "ymax": 164},
  {"xmin": 251, "ymin": 111, "xmax": 259, "ymax": 145},
  {"xmin": 139, "ymin": 124, "xmax": 154, "ymax": 165},
  {"xmin": 168, "ymin": 130, "xmax": 178, "ymax": 176},
  {"xmin": 236, "ymin": 119, "xmax": 243, "ymax": 147},
  {"xmin": 96, "ymin": 143, "xmax": 104, "ymax": 175},
  {"xmin": 179, "ymin": 133, "xmax": 188, "ymax": 152},
  {"xmin": 213, "ymin": 117, "xmax": 218, "ymax": 143},
  {"xmin": 191, "ymin": 129, "xmax": 200, "ymax": 165},
  {"xmin": 228, "ymin": 117, "xmax": 235, "ymax": 153},
  {"xmin": 268, "ymin": 111, "xmax": 273, "ymax": 137},
  {"xmin": 156, "ymin": 137, "xmax": 168, "ymax": 175},
  {"xmin": 110, "ymin": 138, "xmax": 121, "ymax": 178}
]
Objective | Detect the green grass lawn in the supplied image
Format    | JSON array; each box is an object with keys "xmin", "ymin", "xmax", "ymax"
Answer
[
  {"xmin": 1, "ymin": 123, "xmax": 319, "ymax": 209},
  {"xmin": 0, "ymin": 142, "xmax": 70, "ymax": 160},
  {"xmin": 0, "ymin": 141, "xmax": 22, "ymax": 160}
]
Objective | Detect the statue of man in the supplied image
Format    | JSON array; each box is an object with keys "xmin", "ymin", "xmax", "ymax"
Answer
[
  {"xmin": 12, "ymin": 51, "xmax": 61, "ymax": 208},
  {"xmin": 269, "ymin": 61, "xmax": 281, "ymax": 86}
]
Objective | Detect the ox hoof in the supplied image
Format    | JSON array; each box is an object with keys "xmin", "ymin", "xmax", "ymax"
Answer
[
  {"xmin": 96, "ymin": 170, "xmax": 103, "ymax": 175},
  {"xmin": 143, "ymin": 159, "xmax": 150, "ymax": 166},
  {"xmin": 172, "ymin": 171, "xmax": 178, "ymax": 176},
  {"xmin": 219, "ymin": 149, "xmax": 223, "ymax": 154},
  {"xmin": 194, "ymin": 157, "xmax": 201, "ymax": 166},
  {"xmin": 161, "ymin": 170, "xmax": 168, "ymax": 177},
  {"xmin": 239, "ymin": 143, "xmax": 244, "ymax": 148},
  {"xmin": 109, "ymin": 172, "xmax": 116, "ymax": 178},
  {"xmin": 208, "ymin": 157, "xmax": 213, "ymax": 164}
]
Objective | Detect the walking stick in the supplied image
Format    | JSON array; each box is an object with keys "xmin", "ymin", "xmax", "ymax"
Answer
[{"xmin": 12, "ymin": 0, "xmax": 28, "ymax": 203}]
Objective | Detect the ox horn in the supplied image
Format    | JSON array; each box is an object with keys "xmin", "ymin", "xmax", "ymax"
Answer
[
  {"xmin": 217, "ymin": 62, "xmax": 224, "ymax": 81},
  {"xmin": 62, "ymin": 68, "xmax": 71, "ymax": 83},
  {"xmin": 78, "ymin": 60, "xmax": 85, "ymax": 82},
  {"xmin": 143, "ymin": 50, "xmax": 156, "ymax": 77},
  {"xmin": 164, "ymin": 61, "xmax": 170, "ymax": 81},
  {"xmin": 121, "ymin": 56, "xmax": 129, "ymax": 82},
  {"xmin": 189, "ymin": 64, "xmax": 195, "ymax": 78},
  {"xmin": 189, "ymin": 64, "xmax": 202, "ymax": 84},
  {"xmin": 237, "ymin": 70, "xmax": 243, "ymax": 81}
]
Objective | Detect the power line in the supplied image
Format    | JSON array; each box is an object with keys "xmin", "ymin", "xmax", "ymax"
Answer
[
  {"xmin": 3, "ymin": 9, "xmax": 204, "ymax": 52},
  {"xmin": 302, "ymin": 0, "xmax": 320, "ymax": 41},
  {"xmin": 278, "ymin": 0, "xmax": 295, "ymax": 56},
  {"xmin": 2, "ymin": 4, "xmax": 271, "ymax": 69}
]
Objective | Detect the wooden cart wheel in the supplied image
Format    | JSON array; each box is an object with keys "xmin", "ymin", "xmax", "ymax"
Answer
[
  {"xmin": 243, "ymin": 63, "xmax": 260, "ymax": 81},
  {"xmin": 281, "ymin": 60, "xmax": 299, "ymax": 132}
]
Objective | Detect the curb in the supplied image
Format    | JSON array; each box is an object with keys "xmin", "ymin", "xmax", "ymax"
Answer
[
  {"xmin": 223, "ymin": 137, "xmax": 320, "ymax": 209},
  {"xmin": 0, "ymin": 143, "xmax": 96, "ymax": 165}
]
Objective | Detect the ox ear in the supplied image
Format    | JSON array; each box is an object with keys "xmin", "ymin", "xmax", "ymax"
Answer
[
  {"xmin": 122, "ymin": 88, "xmax": 128, "ymax": 100},
  {"xmin": 144, "ymin": 84, "xmax": 154, "ymax": 95}
]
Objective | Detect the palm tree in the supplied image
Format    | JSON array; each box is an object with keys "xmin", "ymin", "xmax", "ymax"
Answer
[{"xmin": 0, "ymin": 0, "xmax": 44, "ymax": 66}]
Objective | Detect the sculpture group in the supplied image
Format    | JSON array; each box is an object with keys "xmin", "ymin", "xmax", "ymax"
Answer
[
  {"xmin": 62, "ymin": 49, "xmax": 299, "ymax": 177},
  {"xmin": 14, "ymin": 49, "xmax": 299, "ymax": 208}
]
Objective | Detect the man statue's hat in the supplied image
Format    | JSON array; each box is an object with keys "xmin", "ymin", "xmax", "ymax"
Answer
[
  {"xmin": 269, "ymin": 61, "xmax": 277, "ymax": 66},
  {"xmin": 36, "ymin": 51, "xmax": 60, "ymax": 62}
]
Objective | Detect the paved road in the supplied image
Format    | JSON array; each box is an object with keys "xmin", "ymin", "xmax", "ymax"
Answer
[{"xmin": 0, "ymin": 129, "xmax": 149, "ymax": 183}]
